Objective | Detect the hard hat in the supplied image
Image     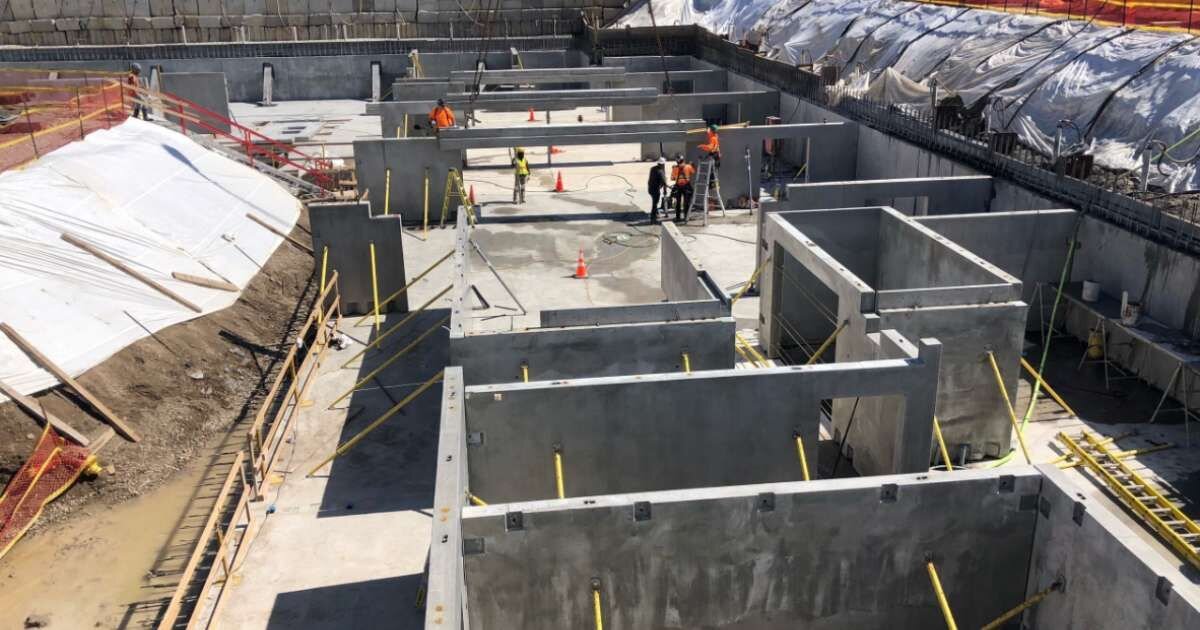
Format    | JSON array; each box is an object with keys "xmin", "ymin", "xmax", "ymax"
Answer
[
  {"xmin": 657, "ymin": 157, "xmax": 666, "ymax": 165},
  {"xmin": 437, "ymin": 98, "xmax": 445, "ymax": 106},
  {"xmin": 675, "ymin": 154, "xmax": 684, "ymax": 162},
  {"xmin": 708, "ymin": 123, "xmax": 719, "ymax": 131},
  {"xmin": 515, "ymin": 147, "xmax": 524, "ymax": 154},
  {"xmin": 130, "ymin": 62, "xmax": 142, "ymax": 73}
]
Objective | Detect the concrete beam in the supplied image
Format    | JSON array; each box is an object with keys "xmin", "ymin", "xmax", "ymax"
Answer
[
  {"xmin": 448, "ymin": 66, "xmax": 625, "ymax": 85},
  {"xmin": 538, "ymin": 300, "xmax": 728, "ymax": 327}
]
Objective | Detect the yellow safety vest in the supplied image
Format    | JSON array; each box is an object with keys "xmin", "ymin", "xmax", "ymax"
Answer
[{"xmin": 514, "ymin": 157, "xmax": 529, "ymax": 176}]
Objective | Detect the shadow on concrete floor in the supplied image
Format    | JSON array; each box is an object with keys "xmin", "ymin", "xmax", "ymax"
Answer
[
  {"xmin": 266, "ymin": 573, "xmax": 425, "ymax": 629},
  {"xmin": 317, "ymin": 308, "xmax": 450, "ymax": 518}
]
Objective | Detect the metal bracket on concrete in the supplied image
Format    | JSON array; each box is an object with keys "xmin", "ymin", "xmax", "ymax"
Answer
[
  {"xmin": 1156, "ymin": 576, "xmax": 1173, "ymax": 605},
  {"xmin": 463, "ymin": 538, "xmax": 486, "ymax": 555},
  {"xmin": 1072, "ymin": 501, "xmax": 1087, "ymax": 526},
  {"xmin": 756, "ymin": 492, "xmax": 775, "ymax": 512},
  {"xmin": 467, "ymin": 431, "xmax": 484, "ymax": 446},
  {"xmin": 505, "ymin": 511, "xmax": 524, "ymax": 531},
  {"xmin": 997, "ymin": 475, "xmax": 1015, "ymax": 493},
  {"xmin": 634, "ymin": 501, "xmax": 652, "ymax": 522},
  {"xmin": 879, "ymin": 484, "xmax": 898, "ymax": 503},
  {"xmin": 1019, "ymin": 495, "xmax": 1039, "ymax": 512}
]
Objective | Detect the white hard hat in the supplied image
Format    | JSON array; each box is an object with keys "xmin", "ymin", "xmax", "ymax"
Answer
[{"xmin": 657, "ymin": 157, "xmax": 666, "ymax": 165}]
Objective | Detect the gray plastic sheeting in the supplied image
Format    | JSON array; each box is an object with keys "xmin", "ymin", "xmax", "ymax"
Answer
[{"xmin": 613, "ymin": 0, "xmax": 1200, "ymax": 191}]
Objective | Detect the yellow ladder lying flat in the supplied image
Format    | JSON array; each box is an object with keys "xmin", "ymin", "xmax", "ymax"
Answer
[
  {"xmin": 440, "ymin": 168, "xmax": 474, "ymax": 227},
  {"xmin": 1058, "ymin": 430, "xmax": 1200, "ymax": 570}
]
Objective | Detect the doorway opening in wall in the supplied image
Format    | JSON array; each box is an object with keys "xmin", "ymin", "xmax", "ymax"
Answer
[
  {"xmin": 819, "ymin": 395, "xmax": 896, "ymax": 479},
  {"xmin": 771, "ymin": 247, "xmax": 839, "ymax": 366}
]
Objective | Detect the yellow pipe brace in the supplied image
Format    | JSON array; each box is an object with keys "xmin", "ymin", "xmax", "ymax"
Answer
[
  {"xmin": 423, "ymin": 168, "xmax": 430, "ymax": 237},
  {"xmin": 734, "ymin": 342, "xmax": 756, "ymax": 366},
  {"xmin": 330, "ymin": 314, "xmax": 450, "ymax": 407},
  {"xmin": 681, "ymin": 352, "xmax": 691, "ymax": 374},
  {"xmin": 730, "ymin": 255, "xmax": 771, "ymax": 307},
  {"xmin": 794, "ymin": 433, "xmax": 810, "ymax": 481},
  {"xmin": 592, "ymin": 582, "xmax": 604, "ymax": 630},
  {"xmin": 369, "ymin": 241, "xmax": 381, "ymax": 333},
  {"xmin": 341, "ymin": 285, "xmax": 453, "ymax": 369},
  {"xmin": 735, "ymin": 332, "xmax": 767, "ymax": 366},
  {"xmin": 353, "ymin": 249, "xmax": 455, "ymax": 326},
  {"xmin": 926, "ymin": 561, "xmax": 958, "ymax": 630},
  {"xmin": 553, "ymin": 445, "xmax": 566, "ymax": 499},
  {"xmin": 467, "ymin": 492, "xmax": 488, "ymax": 506},
  {"xmin": 384, "ymin": 169, "xmax": 392, "ymax": 216},
  {"xmin": 987, "ymin": 351, "xmax": 1032, "ymax": 464},
  {"xmin": 308, "ymin": 370, "xmax": 444, "ymax": 476},
  {"xmin": 932, "ymin": 416, "xmax": 953, "ymax": 472},
  {"xmin": 805, "ymin": 320, "xmax": 848, "ymax": 365},
  {"xmin": 320, "ymin": 246, "xmax": 329, "ymax": 295},
  {"xmin": 1019, "ymin": 357, "xmax": 1078, "ymax": 417},
  {"xmin": 980, "ymin": 579, "xmax": 1062, "ymax": 630},
  {"xmin": 521, "ymin": 362, "xmax": 529, "ymax": 383}
]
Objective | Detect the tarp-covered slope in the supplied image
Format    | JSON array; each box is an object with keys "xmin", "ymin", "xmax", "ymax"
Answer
[
  {"xmin": 0, "ymin": 118, "xmax": 301, "ymax": 398},
  {"xmin": 614, "ymin": 0, "xmax": 1200, "ymax": 191}
]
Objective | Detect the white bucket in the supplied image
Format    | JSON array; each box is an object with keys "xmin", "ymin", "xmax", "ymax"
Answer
[{"xmin": 1081, "ymin": 280, "xmax": 1101, "ymax": 302}]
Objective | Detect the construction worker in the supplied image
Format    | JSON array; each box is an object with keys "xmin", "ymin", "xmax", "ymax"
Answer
[
  {"xmin": 674, "ymin": 159, "xmax": 695, "ymax": 223},
  {"xmin": 647, "ymin": 157, "xmax": 668, "ymax": 224},
  {"xmin": 428, "ymin": 98, "xmax": 456, "ymax": 131},
  {"xmin": 128, "ymin": 63, "xmax": 149, "ymax": 121},
  {"xmin": 512, "ymin": 147, "xmax": 530, "ymax": 204},
  {"xmin": 699, "ymin": 123, "xmax": 721, "ymax": 166}
]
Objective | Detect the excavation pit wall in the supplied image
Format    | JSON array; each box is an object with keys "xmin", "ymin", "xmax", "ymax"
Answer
[{"xmin": 761, "ymin": 207, "xmax": 1027, "ymax": 474}]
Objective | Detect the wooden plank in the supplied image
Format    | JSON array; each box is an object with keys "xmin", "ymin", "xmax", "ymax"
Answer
[
  {"xmin": 0, "ymin": 378, "xmax": 90, "ymax": 447},
  {"xmin": 0, "ymin": 323, "xmax": 141, "ymax": 442},
  {"xmin": 171, "ymin": 271, "xmax": 239, "ymax": 292},
  {"xmin": 245, "ymin": 213, "xmax": 314, "ymax": 255},
  {"xmin": 61, "ymin": 233, "xmax": 203, "ymax": 313},
  {"xmin": 88, "ymin": 428, "xmax": 116, "ymax": 454}
]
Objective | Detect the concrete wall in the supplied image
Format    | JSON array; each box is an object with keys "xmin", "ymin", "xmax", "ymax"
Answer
[
  {"xmin": 450, "ymin": 318, "xmax": 736, "ymax": 386},
  {"xmin": 459, "ymin": 468, "xmax": 1041, "ymax": 629},
  {"xmin": 781, "ymin": 176, "xmax": 994, "ymax": 216},
  {"xmin": 425, "ymin": 366, "xmax": 466, "ymax": 630},
  {"xmin": 1026, "ymin": 466, "xmax": 1200, "ymax": 629},
  {"xmin": 660, "ymin": 221, "xmax": 726, "ymax": 302},
  {"xmin": 160, "ymin": 71, "xmax": 230, "ymax": 133},
  {"xmin": 308, "ymin": 200, "xmax": 408, "ymax": 315},
  {"xmin": 353, "ymin": 137, "xmax": 463, "ymax": 224}
]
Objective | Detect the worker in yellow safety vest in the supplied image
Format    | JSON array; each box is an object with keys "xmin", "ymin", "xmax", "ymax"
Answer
[
  {"xmin": 428, "ymin": 99, "xmax": 456, "ymax": 131},
  {"xmin": 512, "ymin": 147, "xmax": 530, "ymax": 204}
]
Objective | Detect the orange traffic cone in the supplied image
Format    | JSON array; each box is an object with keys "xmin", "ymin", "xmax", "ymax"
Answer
[
  {"xmin": 574, "ymin": 249, "xmax": 588, "ymax": 279},
  {"xmin": 550, "ymin": 145, "xmax": 565, "ymax": 154},
  {"xmin": 468, "ymin": 185, "xmax": 476, "ymax": 205},
  {"xmin": 554, "ymin": 171, "xmax": 565, "ymax": 193},
  {"xmin": 527, "ymin": 107, "xmax": 537, "ymax": 122}
]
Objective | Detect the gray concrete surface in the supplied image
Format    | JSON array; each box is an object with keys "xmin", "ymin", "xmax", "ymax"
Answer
[
  {"xmin": 309, "ymin": 201, "xmax": 408, "ymax": 316},
  {"xmin": 459, "ymin": 468, "xmax": 1042, "ymax": 629},
  {"xmin": 353, "ymin": 137, "xmax": 464, "ymax": 224},
  {"xmin": 160, "ymin": 71, "xmax": 231, "ymax": 133},
  {"xmin": 780, "ymin": 175, "xmax": 995, "ymax": 216}
]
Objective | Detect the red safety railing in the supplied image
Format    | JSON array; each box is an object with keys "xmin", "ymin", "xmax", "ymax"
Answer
[
  {"xmin": 917, "ymin": 0, "xmax": 1200, "ymax": 34},
  {"xmin": 123, "ymin": 83, "xmax": 336, "ymax": 191}
]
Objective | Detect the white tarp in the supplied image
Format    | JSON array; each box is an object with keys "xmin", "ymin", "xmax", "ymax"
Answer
[
  {"xmin": 0, "ymin": 118, "xmax": 301, "ymax": 398},
  {"xmin": 846, "ymin": 5, "xmax": 969, "ymax": 77},
  {"xmin": 890, "ymin": 9, "xmax": 1013, "ymax": 80}
]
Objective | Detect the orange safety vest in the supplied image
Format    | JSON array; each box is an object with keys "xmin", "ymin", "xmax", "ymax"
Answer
[
  {"xmin": 677, "ymin": 163, "xmax": 695, "ymax": 185},
  {"xmin": 671, "ymin": 164, "xmax": 681, "ymax": 180},
  {"xmin": 430, "ymin": 105, "xmax": 456, "ymax": 128},
  {"xmin": 700, "ymin": 129, "xmax": 720, "ymax": 155}
]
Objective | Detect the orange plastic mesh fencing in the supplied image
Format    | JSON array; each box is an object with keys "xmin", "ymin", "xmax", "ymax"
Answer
[
  {"xmin": 914, "ymin": 0, "xmax": 1199, "ymax": 33},
  {"xmin": 0, "ymin": 70, "xmax": 128, "ymax": 173},
  {"xmin": 0, "ymin": 424, "xmax": 95, "ymax": 560}
]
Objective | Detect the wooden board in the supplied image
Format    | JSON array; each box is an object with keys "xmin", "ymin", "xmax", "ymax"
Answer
[
  {"xmin": 171, "ymin": 271, "xmax": 238, "ymax": 292},
  {"xmin": 245, "ymin": 213, "xmax": 314, "ymax": 254},
  {"xmin": 0, "ymin": 378, "xmax": 90, "ymax": 447},
  {"xmin": 0, "ymin": 323, "xmax": 141, "ymax": 442},
  {"xmin": 61, "ymin": 233, "xmax": 203, "ymax": 313}
]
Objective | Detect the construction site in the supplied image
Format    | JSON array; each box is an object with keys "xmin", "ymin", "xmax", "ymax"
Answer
[{"xmin": 1, "ymin": 0, "xmax": 1200, "ymax": 628}]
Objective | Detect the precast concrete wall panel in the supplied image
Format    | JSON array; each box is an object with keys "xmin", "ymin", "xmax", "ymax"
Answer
[
  {"xmin": 353, "ymin": 137, "xmax": 463, "ymax": 224},
  {"xmin": 309, "ymin": 201, "xmax": 408, "ymax": 315}
]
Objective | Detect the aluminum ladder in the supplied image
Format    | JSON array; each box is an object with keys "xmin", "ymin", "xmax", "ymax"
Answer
[
  {"xmin": 1057, "ymin": 430, "xmax": 1200, "ymax": 570},
  {"xmin": 440, "ymin": 168, "xmax": 474, "ymax": 227},
  {"xmin": 687, "ymin": 157, "xmax": 726, "ymax": 226}
]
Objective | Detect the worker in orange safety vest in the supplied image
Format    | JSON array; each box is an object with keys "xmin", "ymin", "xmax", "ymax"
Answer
[
  {"xmin": 428, "ymin": 99, "xmax": 456, "ymax": 131},
  {"xmin": 699, "ymin": 123, "xmax": 721, "ymax": 166}
]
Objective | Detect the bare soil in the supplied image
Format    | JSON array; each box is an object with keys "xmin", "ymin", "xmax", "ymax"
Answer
[{"xmin": 0, "ymin": 216, "xmax": 316, "ymax": 534}]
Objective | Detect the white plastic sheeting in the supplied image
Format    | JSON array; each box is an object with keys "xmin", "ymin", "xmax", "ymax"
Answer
[
  {"xmin": 610, "ymin": 0, "xmax": 1200, "ymax": 191},
  {"xmin": 0, "ymin": 118, "xmax": 301, "ymax": 399}
]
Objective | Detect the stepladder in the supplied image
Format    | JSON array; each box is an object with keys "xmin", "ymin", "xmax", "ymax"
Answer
[
  {"xmin": 687, "ymin": 157, "xmax": 726, "ymax": 226},
  {"xmin": 440, "ymin": 168, "xmax": 474, "ymax": 227}
]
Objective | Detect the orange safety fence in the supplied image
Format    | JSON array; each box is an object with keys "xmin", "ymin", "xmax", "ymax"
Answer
[
  {"xmin": 0, "ymin": 70, "xmax": 128, "ymax": 173},
  {"xmin": 917, "ymin": 0, "xmax": 1200, "ymax": 33},
  {"xmin": 0, "ymin": 424, "xmax": 97, "ymax": 560}
]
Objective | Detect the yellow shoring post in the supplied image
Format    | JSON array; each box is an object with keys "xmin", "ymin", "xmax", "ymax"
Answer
[
  {"xmin": 320, "ymin": 246, "xmax": 329, "ymax": 294},
  {"xmin": 423, "ymin": 168, "xmax": 430, "ymax": 237},
  {"xmin": 307, "ymin": 370, "xmax": 444, "ymax": 476},
  {"xmin": 400, "ymin": 114, "xmax": 407, "ymax": 138},
  {"xmin": 925, "ymin": 560, "xmax": 958, "ymax": 630},
  {"xmin": 1057, "ymin": 443, "xmax": 1174, "ymax": 470},
  {"xmin": 521, "ymin": 362, "xmax": 529, "ymax": 383},
  {"xmin": 734, "ymin": 341, "xmax": 756, "ymax": 366},
  {"xmin": 369, "ymin": 241, "xmax": 381, "ymax": 333},
  {"xmin": 467, "ymin": 492, "xmax": 488, "ymax": 506},
  {"xmin": 341, "ymin": 285, "xmax": 453, "ymax": 369},
  {"xmin": 980, "ymin": 579, "xmax": 1063, "ymax": 630},
  {"xmin": 384, "ymin": 169, "xmax": 392, "ymax": 215},
  {"xmin": 1019, "ymin": 357, "xmax": 1078, "ymax": 417},
  {"xmin": 681, "ymin": 352, "xmax": 691, "ymax": 374},
  {"xmin": 591, "ymin": 580, "xmax": 604, "ymax": 630},
  {"xmin": 553, "ymin": 444, "xmax": 566, "ymax": 499},
  {"xmin": 805, "ymin": 320, "xmax": 848, "ymax": 365},
  {"xmin": 354, "ymin": 249, "xmax": 454, "ymax": 326},
  {"xmin": 730, "ymin": 255, "xmax": 771, "ymax": 307},
  {"xmin": 793, "ymin": 432, "xmax": 810, "ymax": 480},
  {"xmin": 932, "ymin": 416, "xmax": 953, "ymax": 472},
  {"xmin": 330, "ymin": 314, "xmax": 449, "ymax": 408},
  {"xmin": 735, "ymin": 332, "xmax": 767, "ymax": 366},
  {"xmin": 987, "ymin": 351, "xmax": 1032, "ymax": 464}
]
